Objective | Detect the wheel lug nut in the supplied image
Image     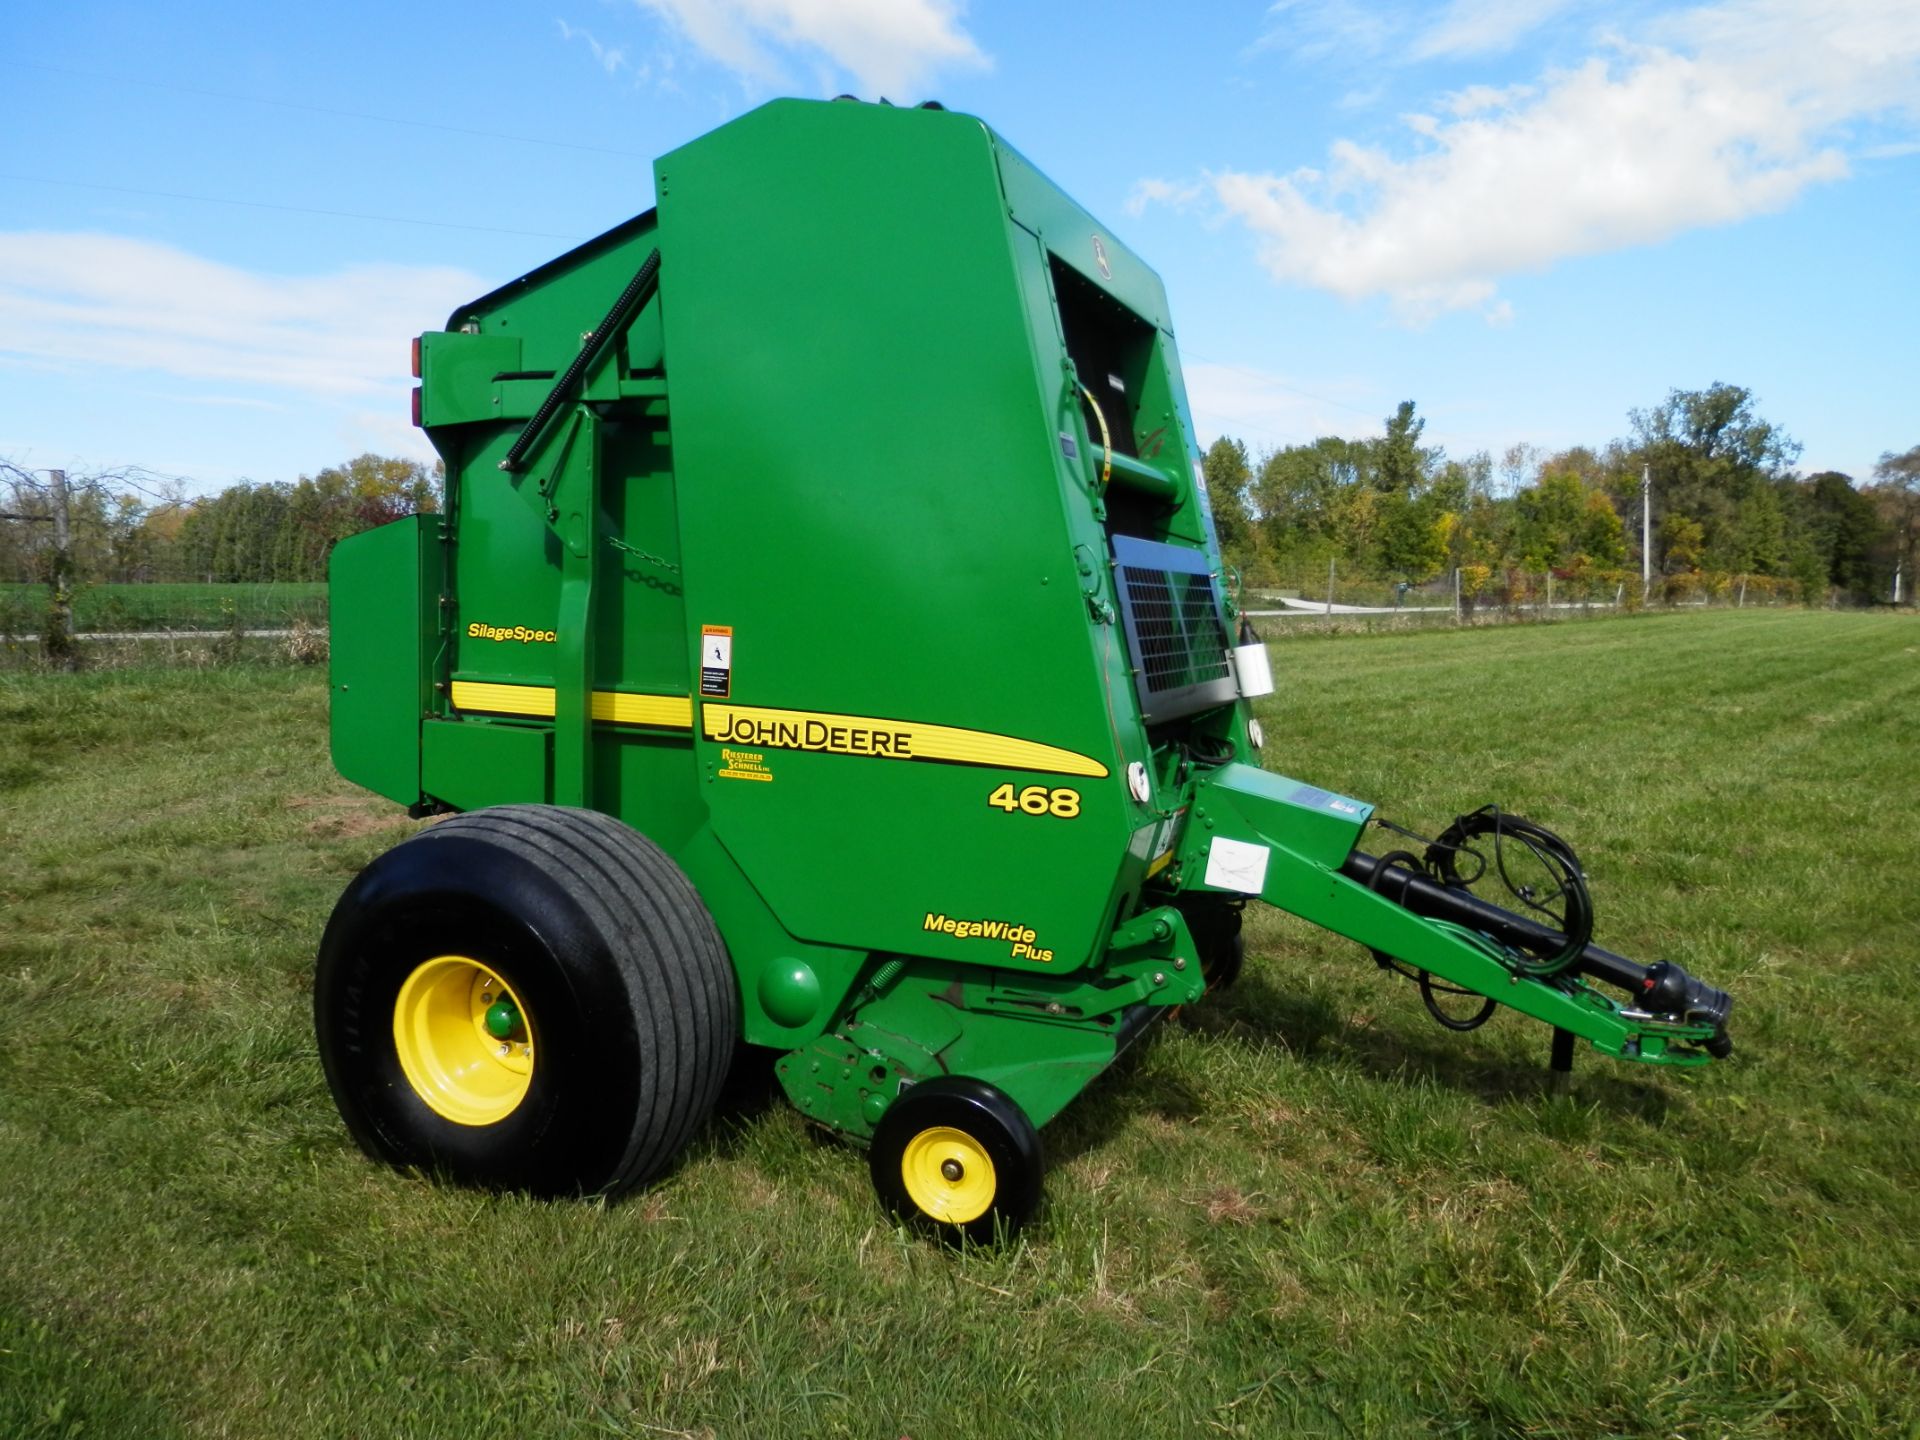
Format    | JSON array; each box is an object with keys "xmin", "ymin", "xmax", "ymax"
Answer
[{"xmin": 941, "ymin": 1159, "xmax": 964, "ymax": 1182}]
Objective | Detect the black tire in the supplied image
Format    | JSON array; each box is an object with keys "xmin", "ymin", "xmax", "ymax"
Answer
[
  {"xmin": 1180, "ymin": 900, "xmax": 1245, "ymax": 990},
  {"xmin": 314, "ymin": 804, "xmax": 738, "ymax": 1198},
  {"xmin": 869, "ymin": 1077, "xmax": 1043, "ymax": 1245}
]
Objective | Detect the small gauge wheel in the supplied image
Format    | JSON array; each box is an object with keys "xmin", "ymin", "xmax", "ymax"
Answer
[
  {"xmin": 869, "ymin": 1077, "xmax": 1043, "ymax": 1245},
  {"xmin": 1178, "ymin": 900, "xmax": 1245, "ymax": 990}
]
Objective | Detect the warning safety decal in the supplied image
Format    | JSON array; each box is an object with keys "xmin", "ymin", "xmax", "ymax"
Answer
[{"xmin": 699, "ymin": 625, "xmax": 733, "ymax": 698}]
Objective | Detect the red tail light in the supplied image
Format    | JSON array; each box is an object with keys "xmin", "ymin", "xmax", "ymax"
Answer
[
  {"xmin": 411, "ymin": 387, "xmax": 423, "ymax": 428},
  {"xmin": 410, "ymin": 335, "xmax": 422, "ymax": 378}
]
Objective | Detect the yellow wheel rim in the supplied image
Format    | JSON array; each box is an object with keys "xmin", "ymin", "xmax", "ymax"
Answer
[
  {"xmin": 392, "ymin": 956, "xmax": 534, "ymax": 1126},
  {"xmin": 900, "ymin": 1125, "xmax": 997, "ymax": 1225}
]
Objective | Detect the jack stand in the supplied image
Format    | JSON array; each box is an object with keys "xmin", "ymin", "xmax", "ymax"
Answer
[{"xmin": 1548, "ymin": 1027, "xmax": 1576, "ymax": 1096}]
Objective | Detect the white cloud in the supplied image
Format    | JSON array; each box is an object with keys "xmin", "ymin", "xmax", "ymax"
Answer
[
  {"xmin": 558, "ymin": 19, "xmax": 632, "ymax": 76},
  {"xmin": 1443, "ymin": 81, "xmax": 1535, "ymax": 116},
  {"xmin": 1124, "ymin": 177, "xmax": 1205, "ymax": 216},
  {"xmin": 1657, "ymin": 0, "xmax": 1920, "ymax": 116},
  {"xmin": 0, "ymin": 231, "xmax": 482, "ymax": 402},
  {"xmin": 1165, "ymin": 0, "xmax": 1918, "ymax": 322},
  {"xmin": 1260, "ymin": 0, "xmax": 1573, "ymax": 63},
  {"xmin": 631, "ymin": 0, "xmax": 987, "ymax": 98},
  {"xmin": 1412, "ymin": 0, "xmax": 1578, "ymax": 59},
  {"xmin": 1256, "ymin": 1, "xmax": 1398, "ymax": 61}
]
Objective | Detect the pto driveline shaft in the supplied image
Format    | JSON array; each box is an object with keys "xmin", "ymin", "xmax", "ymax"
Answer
[{"xmin": 1339, "ymin": 847, "xmax": 1728, "ymax": 1037}]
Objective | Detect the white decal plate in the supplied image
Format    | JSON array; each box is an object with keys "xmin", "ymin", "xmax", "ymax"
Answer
[{"xmin": 1204, "ymin": 837, "xmax": 1270, "ymax": 894}]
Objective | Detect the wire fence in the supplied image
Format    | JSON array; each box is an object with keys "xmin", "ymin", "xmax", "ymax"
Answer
[
  {"xmin": 1243, "ymin": 564, "xmax": 1809, "ymax": 637},
  {"xmin": 0, "ymin": 573, "xmax": 331, "ymax": 670},
  {"xmin": 0, "ymin": 561, "xmax": 1843, "ymax": 671},
  {"xmin": 0, "ymin": 580, "xmax": 328, "ymax": 638}
]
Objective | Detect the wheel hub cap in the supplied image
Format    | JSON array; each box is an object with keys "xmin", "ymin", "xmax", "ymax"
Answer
[
  {"xmin": 392, "ymin": 956, "xmax": 534, "ymax": 1127},
  {"xmin": 900, "ymin": 1126, "xmax": 996, "ymax": 1224}
]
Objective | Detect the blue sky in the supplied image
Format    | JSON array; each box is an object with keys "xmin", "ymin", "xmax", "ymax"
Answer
[{"xmin": 3, "ymin": 0, "xmax": 1915, "ymax": 496}]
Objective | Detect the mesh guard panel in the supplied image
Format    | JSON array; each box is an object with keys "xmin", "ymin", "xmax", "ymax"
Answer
[{"xmin": 1111, "ymin": 537, "xmax": 1238, "ymax": 724}]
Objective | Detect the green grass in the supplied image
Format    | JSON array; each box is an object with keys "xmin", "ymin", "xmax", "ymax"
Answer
[
  {"xmin": 0, "ymin": 581, "xmax": 328, "ymax": 634},
  {"xmin": 1, "ymin": 610, "xmax": 1916, "ymax": 1437}
]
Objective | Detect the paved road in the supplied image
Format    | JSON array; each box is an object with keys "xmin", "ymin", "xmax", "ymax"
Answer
[
  {"xmin": 1250, "ymin": 595, "xmax": 1452, "ymax": 616},
  {"xmin": 1249, "ymin": 595, "xmax": 1627, "ymax": 617}
]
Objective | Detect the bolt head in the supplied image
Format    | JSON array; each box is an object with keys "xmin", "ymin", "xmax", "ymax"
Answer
[{"xmin": 940, "ymin": 1159, "xmax": 964, "ymax": 1182}]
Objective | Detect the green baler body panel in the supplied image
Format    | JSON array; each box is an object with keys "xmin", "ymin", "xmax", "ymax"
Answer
[
  {"xmin": 328, "ymin": 98, "xmax": 1710, "ymax": 1145},
  {"xmin": 659, "ymin": 103, "xmax": 1146, "ymax": 978},
  {"xmin": 329, "ymin": 514, "xmax": 439, "ymax": 805}
]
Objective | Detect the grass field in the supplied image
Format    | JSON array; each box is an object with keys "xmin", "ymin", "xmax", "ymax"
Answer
[
  {"xmin": 2, "ymin": 610, "xmax": 1916, "ymax": 1438},
  {"xmin": 0, "ymin": 582, "xmax": 328, "ymax": 635}
]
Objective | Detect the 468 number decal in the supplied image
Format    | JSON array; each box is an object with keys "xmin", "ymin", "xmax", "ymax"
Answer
[{"xmin": 988, "ymin": 783, "xmax": 1080, "ymax": 818}]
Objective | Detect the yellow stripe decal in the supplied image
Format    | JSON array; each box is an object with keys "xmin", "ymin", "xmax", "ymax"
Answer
[
  {"xmin": 448, "ymin": 685, "xmax": 1103, "ymax": 777},
  {"xmin": 450, "ymin": 681, "xmax": 693, "ymax": 730},
  {"xmin": 592, "ymin": 691, "xmax": 695, "ymax": 728},
  {"xmin": 450, "ymin": 680, "xmax": 555, "ymax": 719},
  {"xmin": 702, "ymin": 703, "xmax": 1109, "ymax": 779}
]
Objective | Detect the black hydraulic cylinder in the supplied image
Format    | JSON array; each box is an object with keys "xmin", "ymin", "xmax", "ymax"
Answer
[
  {"xmin": 499, "ymin": 247, "xmax": 661, "ymax": 475},
  {"xmin": 1340, "ymin": 849, "xmax": 1732, "ymax": 1049}
]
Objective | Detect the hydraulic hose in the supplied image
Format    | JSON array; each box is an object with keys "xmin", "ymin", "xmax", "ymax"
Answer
[{"xmin": 1340, "ymin": 847, "xmax": 1732, "ymax": 1052}]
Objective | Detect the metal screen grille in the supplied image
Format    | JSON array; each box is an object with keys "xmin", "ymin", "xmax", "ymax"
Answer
[
  {"xmin": 1110, "ymin": 535, "xmax": 1239, "ymax": 724},
  {"xmin": 1120, "ymin": 566, "xmax": 1230, "ymax": 692}
]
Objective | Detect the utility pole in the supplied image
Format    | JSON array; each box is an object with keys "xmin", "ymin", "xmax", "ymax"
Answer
[
  {"xmin": 1641, "ymin": 463, "xmax": 1652, "ymax": 601},
  {"xmin": 48, "ymin": 468, "xmax": 76, "ymax": 669},
  {"xmin": 1325, "ymin": 557, "xmax": 1335, "ymax": 617}
]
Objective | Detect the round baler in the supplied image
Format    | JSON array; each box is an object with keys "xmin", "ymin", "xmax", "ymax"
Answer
[{"xmin": 317, "ymin": 97, "xmax": 1731, "ymax": 1242}]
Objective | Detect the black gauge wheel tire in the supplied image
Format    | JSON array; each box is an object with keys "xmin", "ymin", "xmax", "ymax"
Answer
[
  {"xmin": 1183, "ymin": 901, "xmax": 1245, "ymax": 991},
  {"xmin": 870, "ymin": 1077, "xmax": 1044, "ymax": 1246}
]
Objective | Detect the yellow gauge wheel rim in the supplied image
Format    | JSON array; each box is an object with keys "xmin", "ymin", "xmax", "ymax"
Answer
[
  {"xmin": 392, "ymin": 956, "xmax": 534, "ymax": 1126},
  {"xmin": 900, "ymin": 1126, "xmax": 997, "ymax": 1225}
]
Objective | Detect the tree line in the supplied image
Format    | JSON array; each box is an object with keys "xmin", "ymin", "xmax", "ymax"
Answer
[
  {"xmin": 0, "ymin": 454, "xmax": 439, "ymax": 589},
  {"xmin": 1203, "ymin": 383, "xmax": 1918, "ymax": 606},
  {"xmin": 7, "ymin": 388, "xmax": 1918, "ymax": 617}
]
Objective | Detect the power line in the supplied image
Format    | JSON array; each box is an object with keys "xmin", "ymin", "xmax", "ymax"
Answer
[
  {"xmin": 1176, "ymin": 345, "xmax": 1383, "ymax": 451},
  {"xmin": 0, "ymin": 173, "xmax": 587, "ymax": 242},
  {"xmin": 1178, "ymin": 344, "xmax": 1381, "ymax": 423},
  {"xmin": 12, "ymin": 59, "xmax": 654, "ymax": 161}
]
